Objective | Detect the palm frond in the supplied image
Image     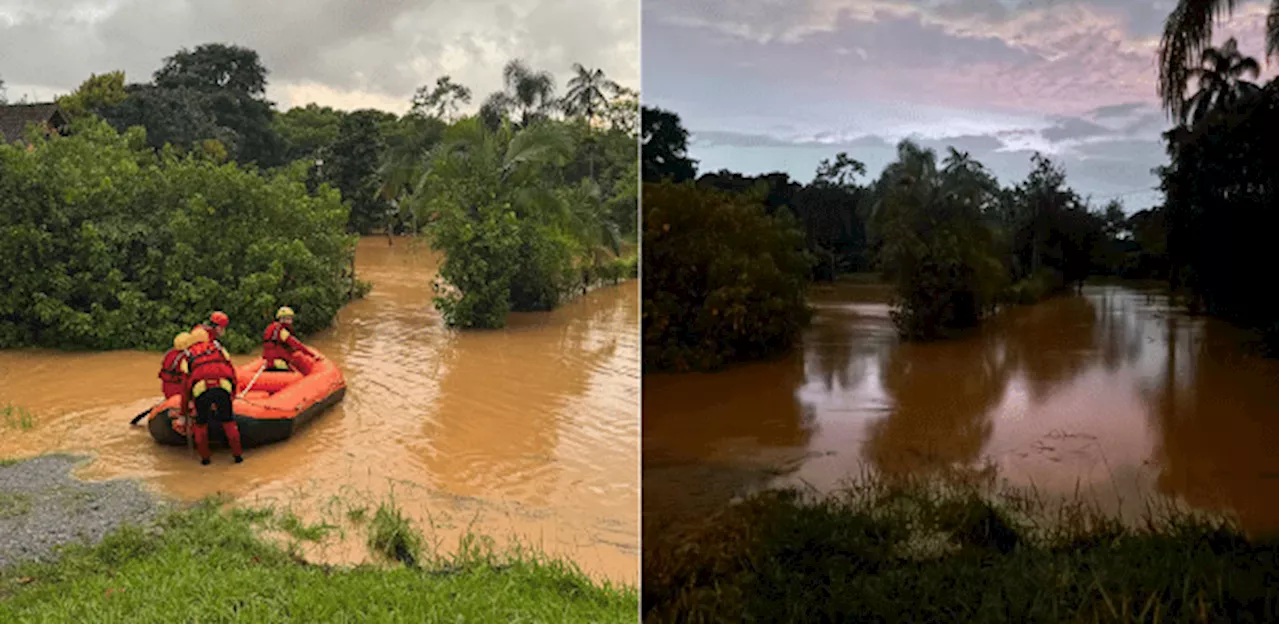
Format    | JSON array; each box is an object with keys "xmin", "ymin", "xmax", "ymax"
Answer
[
  {"xmin": 1268, "ymin": 0, "xmax": 1278, "ymax": 60},
  {"xmin": 1158, "ymin": 0, "xmax": 1237, "ymax": 121},
  {"xmin": 1235, "ymin": 57, "xmax": 1261, "ymax": 79},
  {"xmin": 502, "ymin": 123, "xmax": 572, "ymax": 178}
]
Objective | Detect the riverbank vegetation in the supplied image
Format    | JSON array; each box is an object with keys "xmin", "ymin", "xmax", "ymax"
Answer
[
  {"xmin": 643, "ymin": 473, "xmax": 1278, "ymax": 623},
  {"xmin": 642, "ymin": 182, "xmax": 811, "ymax": 372},
  {"xmin": 2, "ymin": 43, "xmax": 637, "ymax": 346},
  {"xmin": 374, "ymin": 61, "xmax": 640, "ymax": 328},
  {"xmin": 639, "ymin": 105, "xmax": 1113, "ymax": 362},
  {"xmin": 0, "ymin": 494, "xmax": 636, "ymax": 622},
  {"xmin": 0, "ymin": 116, "xmax": 359, "ymax": 353},
  {"xmin": 641, "ymin": 28, "xmax": 1276, "ymax": 356},
  {"xmin": 1146, "ymin": 0, "xmax": 1277, "ymax": 351}
]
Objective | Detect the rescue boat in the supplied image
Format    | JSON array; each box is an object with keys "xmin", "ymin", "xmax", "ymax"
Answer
[{"xmin": 146, "ymin": 350, "xmax": 345, "ymax": 448}]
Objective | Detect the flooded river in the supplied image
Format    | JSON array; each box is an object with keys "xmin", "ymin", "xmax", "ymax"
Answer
[
  {"xmin": 644, "ymin": 282, "xmax": 1277, "ymax": 536},
  {"xmin": 0, "ymin": 237, "xmax": 639, "ymax": 584}
]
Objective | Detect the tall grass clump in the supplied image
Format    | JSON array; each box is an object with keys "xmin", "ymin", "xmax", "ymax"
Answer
[{"xmin": 643, "ymin": 471, "xmax": 1278, "ymax": 623}]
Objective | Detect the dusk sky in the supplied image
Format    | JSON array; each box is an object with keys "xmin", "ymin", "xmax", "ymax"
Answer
[
  {"xmin": 643, "ymin": 0, "xmax": 1275, "ymax": 212},
  {"xmin": 0, "ymin": 0, "xmax": 638, "ymax": 115}
]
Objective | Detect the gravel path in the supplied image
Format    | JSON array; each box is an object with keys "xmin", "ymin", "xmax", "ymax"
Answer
[{"xmin": 0, "ymin": 455, "xmax": 167, "ymax": 570}]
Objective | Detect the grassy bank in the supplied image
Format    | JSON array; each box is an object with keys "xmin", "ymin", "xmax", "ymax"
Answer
[
  {"xmin": 0, "ymin": 496, "xmax": 637, "ymax": 623},
  {"xmin": 644, "ymin": 474, "xmax": 1277, "ymax": 623}
]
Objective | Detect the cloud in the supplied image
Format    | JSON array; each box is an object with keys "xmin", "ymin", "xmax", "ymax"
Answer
[
  {"xmin": 645, "ymin": 0, "xmax": 1274, "ymax": 115},
  {"xmin": 1041, "ymin": 116, "xmax": 1113, "ymax": 142},
  {"xmin": 1087, "ymin": 102, "xmax": 1148, "ymax": 119},
  {"xmin": 0, "ymin": 0, "xmax": 638, "ymax": 113}
]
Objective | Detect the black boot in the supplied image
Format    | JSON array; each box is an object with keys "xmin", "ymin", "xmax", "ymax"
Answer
[
  {"xmin": 201, "ymin": 458, "xmax": 211, "ymax": 466},
  {"xmin": 234, "ymin": 455, "xmax": 243, "ymax": 464}
]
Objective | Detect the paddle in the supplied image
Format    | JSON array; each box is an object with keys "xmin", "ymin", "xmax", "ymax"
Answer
[
  {"xmin": 129, "ymin": 402, "xmax": 160, "ymax": 426},
  {"xmin": 238, "ymin": 364, "xmax": 268, "ymax": 399}
]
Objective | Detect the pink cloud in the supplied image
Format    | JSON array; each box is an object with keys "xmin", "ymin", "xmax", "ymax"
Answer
[{"xmin": 659, "ymin": 0, "xmax": 1276, "ymax": 117}]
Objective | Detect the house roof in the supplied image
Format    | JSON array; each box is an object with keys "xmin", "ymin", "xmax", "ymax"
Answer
[{"xmin": 0, "ymin": 103, "xmax": 67, "ymax": 143}]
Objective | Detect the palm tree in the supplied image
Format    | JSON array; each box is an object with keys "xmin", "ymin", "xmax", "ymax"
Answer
[
  {"xmin": 1158, "ymin": 0, "xmax": 1278, "ymax": 121},
  {"xmin": 1183, "ymin": 38, "xmax": 1263, "ymax": 124},
  {"xmin": 561, "ymin": 64, "xmax": 620, "ymax": 124},
  {"xmin": 941, "ymin": 147, "xmax": 999, "ymax": 219},
  {"xmin": 492, "ymin": 60, "xmax": 557, "ymax": 127}
]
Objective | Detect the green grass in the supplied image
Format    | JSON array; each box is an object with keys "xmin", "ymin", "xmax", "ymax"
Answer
[
  {"xmin": 644, "ymin": 472, "xmax": 1278, "ymax": 623},
  {"xmin": 0, "ymin": 497, "xmax": 637, "ymax": 623},
  {"xmin": 367, "ymin": 494, "xmax": 425, "ymax": 567},
  {"xmin": 0, "ymin": 405, "xmax": 37, "ymax": 431}
]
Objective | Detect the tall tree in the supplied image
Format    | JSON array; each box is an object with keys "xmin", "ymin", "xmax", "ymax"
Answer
[
  {"xmin": 319, "ymin": 109, "xmax": 394, "ymax": 234},
  {"xmin": 1157, "ymin": 0, "xmax": 1278, "ymax": 120},
  {"xmin": 97, "ymin": 84, "xmax": 231, "ymax": 153},
  {"xmin": 603, "ymin": 85, "xmax": 639, "ymax": 136},
  {"xmin": 406, "ymin": 118, "xmax": 576, "ymax": 326},
  {"xmin": 813, "ymin": 152, "xmax": 866, "ymax": 188},
  {"xmin": 873, "ymin": 140, "xmax": 1003, "ymax": 338},
  {"xmin": 153, "ymin": 43, "xmax": 267, "ymax": 97},
  {"xmin": 56, "ymin": 71, "xmax": 128, "ymax": 119},
  {"xmin": 148, "ymin": 43, "xmax": 283, "ymax": 166},
  {"xmin": 481, "ymin": 60, "xmax": 558, "ymax": 129},
  {"xmin": 561, "ymin": 64, "xmax": 620, "ymax": 124},
  {"xmin": 641, "ymin": 106, "xmax": 697, "ymax": 183},
  {"xmin": 410, "ymin": 76, "xmax": 472, "ymax": 120},
  {"xmin": 273, "ymin": 104, "xmax": 345, "ymax": 163},
  {"xmin": 1184, "ymin": 38, "xmax": 1262, "ymax": 124}
]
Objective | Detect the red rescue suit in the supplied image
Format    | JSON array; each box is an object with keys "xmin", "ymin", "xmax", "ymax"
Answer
[
  {"xmin": 180, "ymin": 339, "xmax": 243, "ymax": 463},
  {"xmin": 158, "ymin": 348, "xmax": 187, "ymax": 398},
  {"xmin": 262, "ymin": 321, "xmax": 315, "ymax": 371}
]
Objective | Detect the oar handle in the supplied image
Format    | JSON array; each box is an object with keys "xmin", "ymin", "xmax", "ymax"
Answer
[
  {"xmin": 238, "ymin": 364, "xmax": 268, "ymax": 399},
  {"xmin": 130, "ymin": 400, "xmax": 163, "ymax": 426}
]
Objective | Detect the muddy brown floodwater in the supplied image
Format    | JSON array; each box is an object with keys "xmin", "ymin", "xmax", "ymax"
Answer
[
  {"xmin": 644, "ymin": 282, "xmax": 1277, "ymax": 537},
  {"xmin": 0, "ymin": 237, "xmax": 639, "ymax": 584}
]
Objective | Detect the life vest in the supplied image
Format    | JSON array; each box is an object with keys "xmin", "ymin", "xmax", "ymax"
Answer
[
  {"xmin": 262, "ymin": 321, "xmax": 296, "ymax": 367},
  {"xmin": 263, "ymin": 322, "xmax": 290, "ymax": 345},
  {"xmin": 184, "ymin": 340, "xmax": 235, "ymax": 384},
  {"xmin": 158, "ymin": 349, "xmax": 186, "ymax": 384}
]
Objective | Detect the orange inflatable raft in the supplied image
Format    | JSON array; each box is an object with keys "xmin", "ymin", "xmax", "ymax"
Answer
[{"xmin": 147, "ymin": 350, "xmax": 345, "ymax": 448}]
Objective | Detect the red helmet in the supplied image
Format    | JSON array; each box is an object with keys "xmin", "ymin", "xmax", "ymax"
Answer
[{"xmin": 210, "ymin": 311, "xmax": 229, "ymax": 328}]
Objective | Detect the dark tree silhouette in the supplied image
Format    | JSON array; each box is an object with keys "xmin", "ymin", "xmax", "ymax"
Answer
[
  {"xmin": 641, "ymin": 106, "xmax": 697, "ymax": 183},
  {"xmin": 1157, "ymin": 0, "xmax": 1279, "ymax": 120},
  {"xmin": 1184, "ymin": 38, "xmax": 1262, "ymax": 124}
]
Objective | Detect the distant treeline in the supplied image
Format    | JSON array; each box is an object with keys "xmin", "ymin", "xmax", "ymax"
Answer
[{"xmin": 641, "ymin": 37, "xmax": 1276, "ymax": 367}]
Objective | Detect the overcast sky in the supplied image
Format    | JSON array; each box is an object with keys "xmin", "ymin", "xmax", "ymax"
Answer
[
  {"xmin": 0, "ymin": 0, "xmax": 638, "ymax": 115},
  {"xmin": 643, "ymin": 0, "xmax": 1275, "ymax": 212}
]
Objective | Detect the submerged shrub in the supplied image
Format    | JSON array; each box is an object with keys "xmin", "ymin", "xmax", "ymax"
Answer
[
  {"xmin": 642, "ymin": 181, "xmax": 813, "ymax": 372},
  {"xmin": 0, "ymin": 118, "xmax": 361, "ymax": 352}
]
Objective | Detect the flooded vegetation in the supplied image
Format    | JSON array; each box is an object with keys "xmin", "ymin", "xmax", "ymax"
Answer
[
  {"xmin": 644, "ymin": 281, "xmax": 1277, "ymax": 534},
  {"xmin": 0, "ymin": 238, "xmax": 639, "ymax": 583}
]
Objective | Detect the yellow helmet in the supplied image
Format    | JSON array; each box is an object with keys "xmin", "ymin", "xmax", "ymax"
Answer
[
  {"xmin": 190, "ymin": 327, "xmax": 210, "ymax": 344},
  {"xmin": 276, "ymin": 306, "xmax": 295, "ymax": 320},
  {"xmin": 173, "ymin": 332, "xmax": 193, "ymax": 350}
]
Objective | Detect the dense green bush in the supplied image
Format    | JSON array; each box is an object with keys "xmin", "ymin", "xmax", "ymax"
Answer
[
  {"xmin": 585, "ymin": 254, "xmax": 638, "ymax": 287},
  {"xmin": 642, "ymin": 181, "xmax": 813, "ymax": 372},
  {"xmin": 410, "ymin": 115, "xmax": 637, "ymax": 328},
  {"xmin": 0, "ymin": 118, "xmax": 362, "ymax": 352},
  {"xmin": 870, "ymin": 142, "xmax": 1007, "ymax": 340}
]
